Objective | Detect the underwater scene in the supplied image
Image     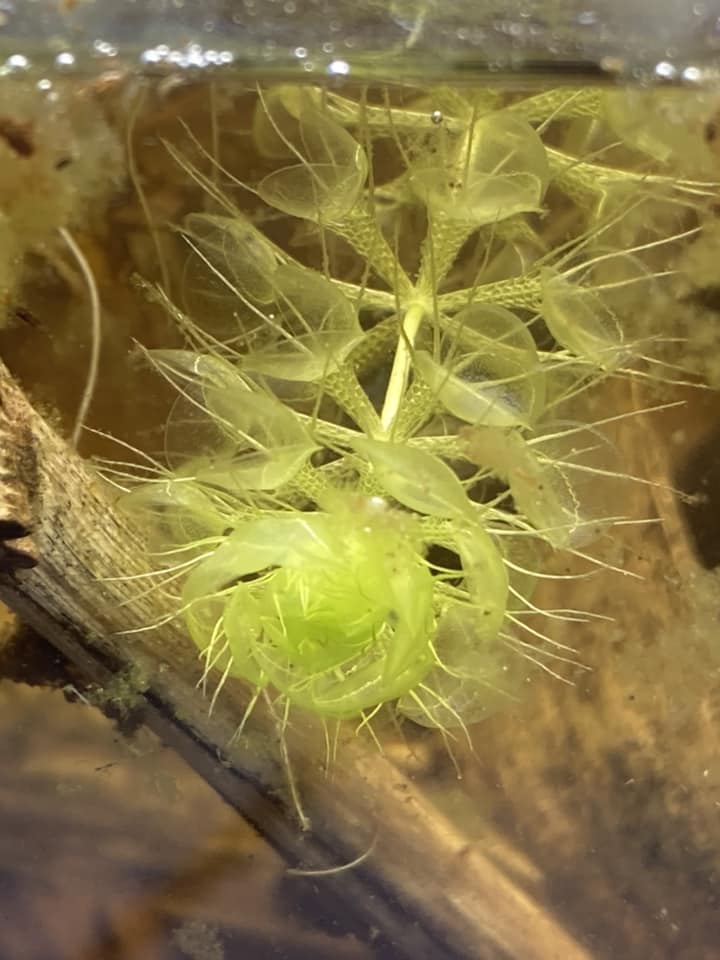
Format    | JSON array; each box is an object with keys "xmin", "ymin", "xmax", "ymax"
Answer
[{"xmin": 2, "ymin": 74, "xmax": 720, "ymax": 959}]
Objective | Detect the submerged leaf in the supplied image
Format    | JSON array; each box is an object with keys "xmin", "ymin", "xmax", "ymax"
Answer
[
  {"xmin": 515, "ymin": 423, "xmax": 629, "ymax": 548},
  {"xmin": 200, "ymin": 389, "xmax": 317, "ymax": 490},
  {"xmin": 252, "ymin": 87, "xmax": 302, "ymax": 158},
  {"xmin": 241, "ymin": 264, "xmax": 363, "ymax": 381},
  {"xmin": 198, "ymin": 506, "xmax": 436, "ymax": 717},
  {"xmin": 151, "ymin": 349, "xmax": 317, "ymax": 489},
  {"xmin": 541, "ymin": 268, "xmax": 627, "ymax": 370},
  {"xmin": 353, "ymin": 437, "xmax": 473, "ymax": 519},
  {"xmin": 604, "ymin": 88, "xmax": 717, "ymax": 175},
  {"xmin": 182, "ymin": 516, "xmax": 321, "ymax": 602},
  {"xmin": 119, "ymin": 478, "xmax": 230, "ymax": 555},
  {"xmin": 397, "ymin": 603, "xmax": 526, "ymax": 729},
  {"xmin": 463, "ymin": 420, "xmax": 624, "ymax": 548},
  {"xmin": 183, "ymin": 212, "xmax": 280, "ymax": 305},
  {"xmin": 454, "ymin": 525, "xmax": 509, "ymax": 639},
  {"xmin": 461, "ymin": 424, "xmax": 531, "ymax": 480},
  {"xmin": 541, "ymin": 252, "xmax": 655, "ymax": 370},
  {"xmin": 412, "ymin": 113, "xmax": 549, "ymax": 226},
  {"xmin": 417, "ymin": 304, "xmax": 544, "ymax": 426},
  {"xmin": 257, "ymin": 103, "xmax": 368, "ymax": 222},
  {"xmin": 149, "ymin": 349, "xmax": 240, "ymax": 395}
]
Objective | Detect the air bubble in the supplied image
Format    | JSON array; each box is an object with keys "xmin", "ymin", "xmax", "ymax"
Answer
[
  {"xmin": 431, "ymin": 110, "xmax": 443, "ymax": 124},
  {"xmin": 328, "ymin": 59, "xmax": 350, "ymax": 76},
  {"xmin": 54, "ymin": 52, "xmax": 74, "ymax": 70},
  {"xmin": 654, "ymin": 60, "xmax": 677, "ymax": 81},
  {"xmin": 93, "ymin": 39, "xmax": 118, "ymax": 58}
]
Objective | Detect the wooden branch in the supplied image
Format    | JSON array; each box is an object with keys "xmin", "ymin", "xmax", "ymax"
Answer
[
  {"xmin": 0, "ymin": 356, "xmax": 593, "ymax": 960},
  {"xmin": 0, "ymin": 384, "xmax": 39, "ymax": 571}
]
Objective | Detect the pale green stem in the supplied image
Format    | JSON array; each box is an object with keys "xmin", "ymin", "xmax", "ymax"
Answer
[
  {"xmin": 334, "ymin": 208, "xmax": 414, "ymax": 296},
  {"xmin": 325, "ymin": 364, "xmax": 382, "ymax": 437},
  {"xmin": 391, "ymin": 378, "xmax": 437, "ymax": 443},
  {"xmin": 438, "ymin": 273, "xmax": 543, "ymax": 313},
  {"xmin": 417, "ymin": 213, "xmax": 471, "ymax": 295},
  {"xmin": 379, "ymin": 302, "xmax": 426, "ymax": 436},
  {"xmin": 546, "ymin": 147, "xmax": 718, "ymax": 208},
  {"xmin": 504, "ymin": 88, "xmax": 602, "ymax": 123}
]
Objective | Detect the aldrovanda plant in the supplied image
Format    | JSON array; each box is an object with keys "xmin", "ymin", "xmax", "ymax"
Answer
[{"xmin": 109, "ymin": 83, "xmax": 718, "ymax": 744}]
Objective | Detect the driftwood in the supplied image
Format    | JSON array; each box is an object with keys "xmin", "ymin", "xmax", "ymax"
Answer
[
  {"xmin": 0, "ymin": 358, "xmax": 597, "ymax": 959},
  {"xmin": 0, "ymin": 385, "xmax": 39, "ymax": 570}
]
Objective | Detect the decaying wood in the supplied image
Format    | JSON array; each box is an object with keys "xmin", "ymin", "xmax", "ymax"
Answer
[
  {"xmin": 0, "ymin": 385, "xmax": 39, "ymax": 571},
  {"xmin": 0, "ymin": 357, "xmax": 595, "ymax": 959}
]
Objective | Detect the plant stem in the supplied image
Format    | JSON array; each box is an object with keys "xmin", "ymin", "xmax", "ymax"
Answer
[
  {"xmin": 380, "ymin": 302, "xmax": 426, "ymax": 436},
  {"xmin": 60, "ymin": 227, "xmax": 102, "ymax": 451}
]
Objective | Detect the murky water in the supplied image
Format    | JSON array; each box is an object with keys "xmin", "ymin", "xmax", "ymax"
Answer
[{"xmin": 2, "ymin": 76, "xmax": 720, "ymax": 959}]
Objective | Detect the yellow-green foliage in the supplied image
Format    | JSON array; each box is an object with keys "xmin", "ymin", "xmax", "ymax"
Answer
[{"xmin": 116, "ymin": 84, "xmax": 718, "ymax": 738}]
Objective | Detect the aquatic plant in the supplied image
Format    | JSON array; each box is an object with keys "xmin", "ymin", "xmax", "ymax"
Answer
[{"xmin": 109, "ymin": 84, "xmax": 718, "ymax": 746}]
